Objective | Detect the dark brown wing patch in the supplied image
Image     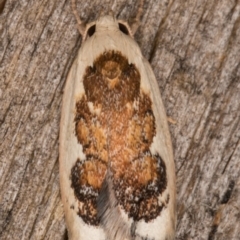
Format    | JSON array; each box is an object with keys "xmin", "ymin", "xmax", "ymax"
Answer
[
  {"xmin": 83, "ymin": 51, "xmax": 140, "ymax": 111},
  {"xmin": 71, "ymin": 50, "xmax": 168, "ymax": 226}
]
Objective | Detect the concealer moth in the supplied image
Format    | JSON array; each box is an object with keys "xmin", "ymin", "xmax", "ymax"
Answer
[{"xmin": 59, "ymin": 0, "xmax": 176, "ymax": 239}]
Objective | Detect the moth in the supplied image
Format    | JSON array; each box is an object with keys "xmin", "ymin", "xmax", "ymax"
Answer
[{"xmin": 59, "ymin": 0, "xmax": 176, "ymax": 239}]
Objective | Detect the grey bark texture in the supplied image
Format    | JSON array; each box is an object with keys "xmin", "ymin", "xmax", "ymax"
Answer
[{"xmin": 0, "ymin": 0, "xmax": 239, "ymax": 239}]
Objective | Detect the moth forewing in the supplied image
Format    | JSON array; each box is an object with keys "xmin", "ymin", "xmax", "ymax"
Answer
[{"xmin": 59, "ymin": 9, "xmax": 176, "ymax": 240}]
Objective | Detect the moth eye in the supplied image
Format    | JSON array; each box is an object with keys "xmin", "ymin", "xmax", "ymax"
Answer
[
  {"xmin": 118, "ymin": 23, "xmax": 129, "ymax": 35},
  {"xmin": 87, "ymin": 25, "xmax": 96, "ymax": 37}
]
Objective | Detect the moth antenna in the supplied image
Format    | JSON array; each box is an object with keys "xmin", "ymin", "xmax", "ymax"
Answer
[
  {"xmin": 111, "ymin": 0, "xmax": 117, "ymax": 12},
  {"xmin": 107, "ymin": 1, "xmax": 114, "ymax": 18},
  {"xmin": 131, "ymin": 0, "xmax": 144, "ymax": 35},
  {"xmin": 71, "ymin": 0, "xmax": 86, "ymax": 35}
]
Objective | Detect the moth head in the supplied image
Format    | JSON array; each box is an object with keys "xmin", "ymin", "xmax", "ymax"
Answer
[
  {"xmin": 71, "ymin": 0, "xmax": 143, "ymax": 41},
  {"xmin": 83, "ymin": 15, "xmax": 133, "ymax": 41}
]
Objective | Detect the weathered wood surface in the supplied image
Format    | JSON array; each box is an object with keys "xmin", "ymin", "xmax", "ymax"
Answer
[{"xmin": 0, "ymin": 0, "xmax": 239, "ymax": 239}]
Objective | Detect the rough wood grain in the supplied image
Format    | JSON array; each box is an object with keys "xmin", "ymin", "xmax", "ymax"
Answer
[{"xmin": 0, "ymin": 0, "xmax": 239, "ymax": 239}]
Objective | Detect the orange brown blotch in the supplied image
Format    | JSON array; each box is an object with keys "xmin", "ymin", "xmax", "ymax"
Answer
[
  {"xmin": 81, "ymin": 160, "xmax": 107, "ymax": 189},
  {"xmin": 102, "ymin": 61, "xmax": 121, "ymax": 78},
  {"xmin": 76, "ymin": 119, "xmax": 89, "ymax": 146}
]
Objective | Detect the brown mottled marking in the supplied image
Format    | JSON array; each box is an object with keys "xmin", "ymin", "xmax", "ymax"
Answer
[
  {"xmin": 75, "ymin": 97, "xmax": 108, "ymax": 162},
  {"xmin": 83, "ymin": 50, "xmax": 140, "ymax": 110},
  {"xmin": 71, "ymin": 158, "xmax": 105, "ymax": 225},
  {"xmin": 71, "ymin": 50, "xmax": 167, "ymax": 225},
  {"xmin": 114, "ymin": 153, "xmax": 167, "ymax": 222}
]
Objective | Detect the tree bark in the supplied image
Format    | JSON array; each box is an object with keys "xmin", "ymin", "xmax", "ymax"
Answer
[{"xmin": 0, "ymin": 0, "xmax": 239, "ymax": 239}]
